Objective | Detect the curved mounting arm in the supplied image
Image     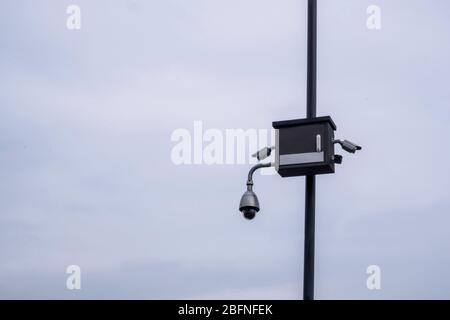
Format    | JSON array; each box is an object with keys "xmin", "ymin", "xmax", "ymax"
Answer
[{"xmin": 246, "ymin": 162, "xmax": 273, "ymax": 190}]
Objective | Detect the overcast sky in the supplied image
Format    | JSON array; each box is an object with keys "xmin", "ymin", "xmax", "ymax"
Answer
[{"xmin": 1, "ymin": 0, "xmax": 450, "ymax": 299}]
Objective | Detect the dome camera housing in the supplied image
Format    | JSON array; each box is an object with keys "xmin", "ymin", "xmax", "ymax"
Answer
[{"xmin": 239, "ymin": 190, "xmax": 260, "ymax": 220}]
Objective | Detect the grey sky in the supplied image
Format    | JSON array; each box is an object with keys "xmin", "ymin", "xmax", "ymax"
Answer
[{"xmin": 1, "ymin": 0, "xmax": 450, "ymax": 299}]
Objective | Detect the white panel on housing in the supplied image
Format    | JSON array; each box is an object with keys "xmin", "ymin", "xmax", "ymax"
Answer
[{"xmin": 280, "ymin": 152, "xmax": 324, "ymax": 165}]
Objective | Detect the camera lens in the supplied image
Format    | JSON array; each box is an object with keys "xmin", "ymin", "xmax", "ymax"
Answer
[{"xmin": 242, "ymin": 208, "xmax": 257, "ymax": 220}]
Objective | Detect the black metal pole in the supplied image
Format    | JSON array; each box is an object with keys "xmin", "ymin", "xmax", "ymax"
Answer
[
  {"xmin": 306, "ymin": 0, "xmax": 317, "ymax": 119},
  {"xmin": 303, "ymin": 0, "xmax": 317, "ymax": 301}
]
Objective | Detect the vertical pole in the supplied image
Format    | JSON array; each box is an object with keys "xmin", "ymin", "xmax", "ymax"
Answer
[
  {"xmin": 306, "ymin": 0, "xmax": 317, "ymax": 119},
  {"xmin": 304, "ymin": 0, "xmax": 317, "ymax": 301}
]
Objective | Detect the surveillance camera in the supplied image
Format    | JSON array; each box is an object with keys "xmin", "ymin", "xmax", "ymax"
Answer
[
  {"xmin": 341, "ymin": 140, "xmax": 362, "ymax": 153},
  {"xmin": 252, "ymin": 146, "xmax": 274, "ymax": 161},
  {"xmin": 334, "ymin": 139, "xmax": 362, "ymax": 154},
  {"xmin": 239, "ymin": 190, "xmax": 260, "ymax": 220},
  {"xmin": 238, "ymin": 162, "xmax": 272, "ymax": 220}
]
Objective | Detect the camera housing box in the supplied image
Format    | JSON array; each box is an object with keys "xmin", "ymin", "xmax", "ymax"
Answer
[{"xmin": 273, "ymin": 116, "xmax": 337, "ymax": 177}]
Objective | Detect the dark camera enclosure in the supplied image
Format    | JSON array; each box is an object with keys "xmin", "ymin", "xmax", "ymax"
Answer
[{"xmin": 273, "ymin": 116, "xmax": 337, "ymax": 177}]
